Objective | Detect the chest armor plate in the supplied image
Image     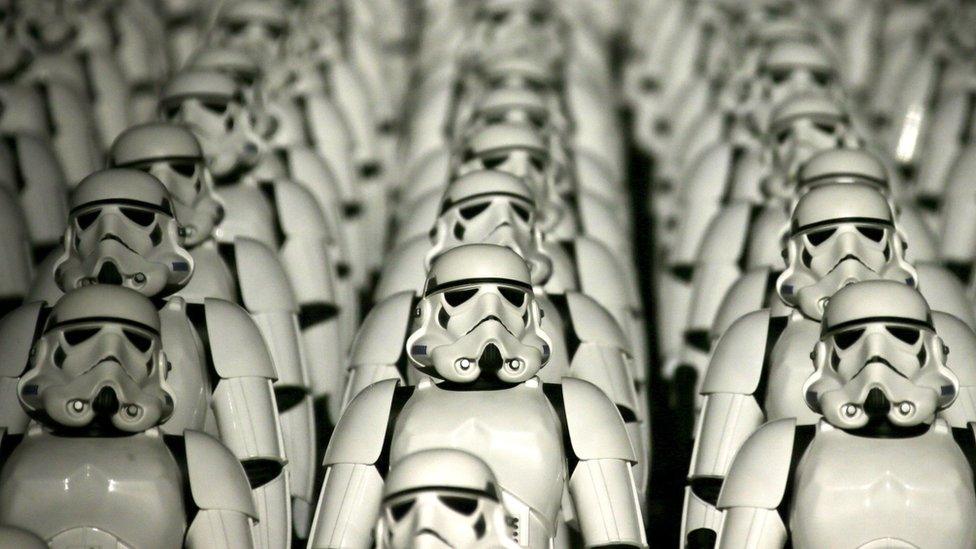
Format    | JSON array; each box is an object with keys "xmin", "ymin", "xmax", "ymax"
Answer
[
  {"xmin": 391, "ymin": 381, "xmax": 567, "ymax": 540},
  {"xmin": 765, "ymin": 316, "xmax": 820, "ymax": 424},
  {"xmin": 0, "ymin": 430, "xmax": 186, "ymax": 548},
  {"xmin": 159, "ymin": 300, "xmax": 211, "ymax": 434},
  {"xmin": 791, "ymin": 421, "xmax": 976, "ymax": 548},
  {"xmin": 174, "ymin": 244, "xmax": 237, "ymax": 304}
]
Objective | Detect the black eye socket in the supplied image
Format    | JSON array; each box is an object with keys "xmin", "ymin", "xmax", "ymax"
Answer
[
  {"xmin": 444, "ymin": 288, "xmax": 478, "ymax": 307},
  {"xmin": 814, "ymin": 122, "xmax": 838, "ymax": 134},
  {"xmin": 886, "ymin": 326, "xmax": 921, "ymax": 344},
  {"xmin": 202, "ymin": 101, "xmax": 228, "ymax": 114},
  {"xmin": 164, "ymin": 105, "xmax": 183, "ymax": 120},
  {"xmin": 439, "ymin": 495, "xmax": 479, "ymax": 515},
  {"xmin": 528, "ymin": 113, "xmax": 546, "ymax": 129},
  {"xmin": 490, "ymin": 11, "xmax": 508, "ymax": 24},
  {"xmin": 389, "ymin": 499, "xmax": 414, "ymax": 521},
  {"xmin": 171, "ymin": 162, "xmax": 196, "ymax": 177},
  {"xmin": 121, "ymin": 208, "xmax": 156, "ymax": 227},
  {"xmin": 529, "ymin": 10, "xmax": 549, "ymax": 25},
  {"xmin": 266, "ymin": 24, "xmax": 285, "ymax": 40},
  {"xmin": 76, "ymin": 209, "xmax": 101, "ymax": 230},
  {"xmin": 805, "ymin": 227, "xmax": 836, "ymax": 246},
  {"xmin": 812, "ymin": 71, "xmax": 833, "ymax": 87},
  {"xmin": 63, "ymin": 327, "xmax": 100, "ymax": 345},
  {"xmin": 482, "ymin": 155, "xmax": 507, "ymax": 170},
  {"xmin": 833, "ymin": 328, "xmax": 865, "ymax": 350},
  {"xmin": 459, "ymin": 202, "xmax": 491, "ymax": 220},
  {"xmin": 769, "ymin": 68, "xmax": 790, "ymax": 84},
  {"xmin": 226, "ymin": 21, "xmax": 247, "ymax": 34},
  {"xmin": 511, "ymin": 203, "xmax": 531, "ymax": 222},
  {"xmin": 499, "ymin": 287, "xmax": 526, "ymax": 306},
  {"xmin": 529, "ymin": 155, "xmax": 546, "ymax": 171},
  {"xmin": 857, "ymin": 226, "xmax": 886, "ymax": 242},
  {"xmin": 776, "ymin": 130, "xmax": 791, "ymax": 144},
  {"xmin": 124, "ymin": 330, "xmax": 153, "ymax": 352}
]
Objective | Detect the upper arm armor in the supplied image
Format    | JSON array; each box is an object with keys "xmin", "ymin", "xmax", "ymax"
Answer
[
  {"xmin": 919, "ymin": 266, "xmax": 976, "ymax": 329},
  {"xmin": 0, "ymin": 302, "xmax": 45, "ymax": 378},
  {"xmin": 233, "ymin": 237, "xmax": 298, "ymax": 314},
  {"xmin": 701, "ymin": 309, "xmax": 771, "ymax": 395},
  {"xmin": 717, "ymin": 418, "xmax": 796, "ymax": 510},
  {"xmin": 566, "ymin": 293, "xmax": 631, "ymax": 354},
  {"xmin": 710, "ymin": 269, "xmax": 771, "ymax": 338},
  {"xmin": 324, "ymin": 379, "xmax": 399, "ymax": 466},
  {"xmin": 573, "ymin": 237, "xmax": 636, "ymax": 310},
  {"xmin": 348, "ymin": 292, "xmax": 415, "ymax": 368},
  {"xmin": 273, "ymin": 183, "xmax": 328, "ymax": 238},
  {"xmin": 185, "ymin": 430, "xmax": 258, "ymax": 520},
  {"xmin": 204, "ymin": 298, "xmax": 277, "ymax": 380},
  {"xmin": 373, "ymin": 238, "xmax": 428, "ymax": 301},
  {"xmin": 561, "ymin": 378, "xmax": 636, "ymax": 462}
]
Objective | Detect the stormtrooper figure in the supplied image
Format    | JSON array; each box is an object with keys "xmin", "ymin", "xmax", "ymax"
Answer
[
  {"xmin": 682, "ymin": 182, "xmax": 976, "ymax": 545},
  {"xmin": 309, "ymin": 244, "xmax": 646, "ymax": 548},
  {"xmin": 209, "ymin": 0, "xmax": 389, "ymax": 274},
  {"xmin": 5, "ymin": 168, "xmax": 292, "ymax": 547},
  {"xmin": 157, "ymin": 73, "xmax": 334, "ymax": 514},
  {"xmin": 0, "ymin": 284, "xmax": 258, "ymax": 548},
  {"xmin": 351, "ymin": 170, "xmax": 647, "ymax": 493},
  {"xmin": 0, "ymin": 80, "xmax": 102, "ymax": 185},
  {"xmin": 378, "ymin": 449, "xmax": 520, "ymax": 549},
  {"xmin": 658, "ymin": 92, "xmax": 859, "ymax": 364},
  {"xmin": 8, "ymin": 0, "xmax": 134, "ymax": 149},
  {"xmin": 715, "ymin": 280, "xmax": 976, "ymax": 548}
]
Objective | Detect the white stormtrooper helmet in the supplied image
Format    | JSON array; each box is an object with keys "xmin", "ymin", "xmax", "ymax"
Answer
[
  {"xmin": 754, "ymin": 39, "xmax": 838, "ymax": 106},
  {"xmin": 455, "ymin": 122, "xmax": 553, "ymax": 195},
  {"xmin": 55, "ymin": 169, "xmax": 194, "ymax": 297},
  {"xmin": 379, "ymin": 449, "xmax": 518, "ymax": 549},
  {"xmin": 765, "ymin": 91, "xmax": 860, "ymax": 187},
  {"xmin": 479, "ymin": 55, "xmax": 561, "ymax": 96},
  {"xmin": 777, "ymin": 183, "xmax": 917, "ymax": 321},
  {"xmin": 804, "ymin": 280, "xmax": 957, "ymax": 431},
  {"xmin": 796, "ymin": 147, "xmax": 890, "ymax": 195},
  {"xmin": 427, "ymin": 170, "xmax": 553, "ymax": 286},
  {"xmin": 186, "ymin": 46, "xmax": 262, "ymax": 92},
  {"xmin": 470, "ymin": 0, "xmax": 565, "ymax": 64},
  {"xmin": 159, "ymin": 70, "xmax": 262, "ymax": 181},
  {"xmin": 109, "ymin": 122, "xmax": 224, "ymax": 248},
  {"xmin": 212, "ymin": 0, "xmax": 289, "ymax": 65},
  {"xmin": 407, "ymin": 244, "xmax": 552, "ymax": 385},
  {"xmin": 19, "ymin": 285, "xmax": 175, "ymax": 433},
  {"xmin": 12, "ymin": 0, "xmax": 81, "ymax": 54},
  {"xmin": 463, "ymin": 87, "xmax": 560, "ymax": 138}
]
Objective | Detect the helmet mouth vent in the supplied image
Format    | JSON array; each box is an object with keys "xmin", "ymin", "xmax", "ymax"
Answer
[
  {"xmin": 863, "ymin": 387, "xmax": 890, "ymax": 418},
  {"xmin": 97, "ymin": 262, "xmax": 124, "ymax": 285},
  {"xmin": 479, "ymin": 343, "xmax": 503, "ymax": 373},
  {"xmin": 92, "ymin": 386, "xmax": 120, "ymax": 416}
]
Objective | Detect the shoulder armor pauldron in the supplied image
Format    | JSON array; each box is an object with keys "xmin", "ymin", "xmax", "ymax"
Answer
[
  {"xmin": 232, "ymin": 237, "xmax": 298, "ymax": 313},
  {"xmin": 701, "ymin": 309, "xmax": 773, "ymax": 395},
  {"xmin": 204, "ymin": 298, "xmax": 277, "ymax": 380},
  {"xmin": 184, "ymin": 430, "xmax": 258, "ymax": 520}
]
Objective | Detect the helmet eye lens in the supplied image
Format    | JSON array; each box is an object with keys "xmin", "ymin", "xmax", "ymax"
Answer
[
  {"xmin": 833, "ymin": 328, "xmax": 864, "ymax": 350},
  {"xmin": 444, "ymin": 288, "xmax": 478, "ymax": 307},
  {"xmin": 886, "ymin": 326, "xmax": 921, "ymax": 345},
  {"xmin": 459, "ymin": 202, "xmax": 491, "ymax": 219},
  {"xmin": 805, "ymin": 227, "xmax": 836, "ymax": 246},
  {"xmin": 76, "ymin": 209, "xmax": 101, "ymax": 230},
  {"xmin": 120, "ymin": 207, "xmax": 156, "ymax": 227},
  {"xmin": 63, "ymin": 327, "xmax": 100, "ymax": 345},
  {"xmin": 856, "ymin": 225, "xmax": 885, "ymax": 242},
  {"xmin": 389, "ymin": 499, "xmax": 414, "ymax": 521},
  {"xmin": 511, "ymin": 203, "xmax": 531, "ymax": 222},
  {"xmin": 482, "ymin": 155, "xmax": 507, "ymax": 170},
  {"xmin": 499, "ymin": 287, "xmax": 526, "ymax": 306},
  {"xmin": 123, "ymin": 329, "xmax": 153, "ymax": 352},
  {"xmin": 438, "ymin": 495, "xmax": 479, "ymax": 515},
  {"xmin": 201, "ymin": 101, "xmax": 228, "ymax": 115},
  {"xmin": 171, "ymin": 162, "xmax": 196, "ymax": 177},
  {"xmin": 529, "ymin": 155, "xmax": 546, "ymax": 171}
]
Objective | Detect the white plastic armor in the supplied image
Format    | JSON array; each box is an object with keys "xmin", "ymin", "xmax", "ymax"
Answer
[
  {"xmin": 20, "ymin": 169, "xmax": 291, "ymax": 548},
  {"xmin": 715, "ymin": 281, "xmax": 976, "ymax": 549},
  {"xmin": 310, "ymin": 245, "xmax": 646, "ymax": 548},
  {"xmin": 0, "ymin": 187, "xmax": 33, "ymax": 317},
  {"xmin": 378, "ymin": 449, "xmax": 520, "ymax": 549},
  {"xmin": 683, "ymin": 183, "xmax": 976, "ymax": 545},
  {"xmin": 0, "ymin": 82, "xmax": 101, "ymax": 185},
  {"xmin": 0, "ymin": 285, "xmax": 257, "ymax": 548}
]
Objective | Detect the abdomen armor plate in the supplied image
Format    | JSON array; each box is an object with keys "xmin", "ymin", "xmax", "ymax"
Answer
[
  {"xmin": 0, "ymin": 431, "xmax": 187, "ymax": 548},
  {"xmin": 390, "ymin": 380, "xmax": 566, "ymax": 547},
  {"xmin": 790, "ymin": 422, "xmax": 976, "ymax": 548}
]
